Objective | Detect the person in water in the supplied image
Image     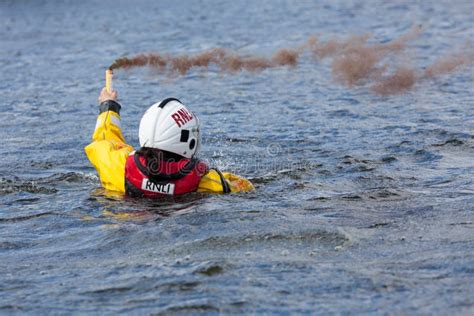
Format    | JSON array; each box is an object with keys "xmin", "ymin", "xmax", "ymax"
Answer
[{"xmin": 85, "ymin": 87, "xmax": 254, "ymax": 197}]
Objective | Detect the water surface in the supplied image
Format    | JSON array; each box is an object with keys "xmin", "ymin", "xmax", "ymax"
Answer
[{"xmin": 1, "ymin": 0, "xmax": 473, "ymax": 314}]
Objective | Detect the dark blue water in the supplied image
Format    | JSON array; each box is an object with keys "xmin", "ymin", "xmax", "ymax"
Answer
[{"xmin": 1, "ymin": 0, "xmax": 473, "ymax": 314}]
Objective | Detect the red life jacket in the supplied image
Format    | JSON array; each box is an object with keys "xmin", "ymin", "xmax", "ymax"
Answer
[{"xmin": 124, "ymin": 152, "xmax": 209, "ymax": 197}]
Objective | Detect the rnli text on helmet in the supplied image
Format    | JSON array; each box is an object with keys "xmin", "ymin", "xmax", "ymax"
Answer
[{"xmin": 171, "ymin": 108, "xmax": 193, "ymax": 127}]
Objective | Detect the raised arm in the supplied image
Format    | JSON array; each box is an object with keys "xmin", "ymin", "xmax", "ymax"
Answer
[{"xmin": 84, "ymin": 88, "xmax": 134, "ymax": 193}]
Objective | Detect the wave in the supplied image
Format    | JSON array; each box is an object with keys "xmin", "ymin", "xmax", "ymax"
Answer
[{"xmin": 0, "ymin": 172, "xmax": 98, "ymax": 195}]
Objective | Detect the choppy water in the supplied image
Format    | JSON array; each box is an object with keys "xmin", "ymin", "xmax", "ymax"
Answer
[{"xmin": 1, "ymin": 0, "xmax": 473, "ymax": 314}]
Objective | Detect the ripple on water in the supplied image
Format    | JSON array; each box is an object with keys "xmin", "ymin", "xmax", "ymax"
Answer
[
  {"xmin": 0, "ymin": 172, "xmax": 99, "ymax": 195},
  {"xmin": 170, "ymin": 229, "xmax": 350, "ymax": 259},
  {"xmin": 0, "ymin": 211, "xmax": 54, "ymax": 223},
  {"xmin": 0, "ymin": 240, "xmax": 36, "ymax": 251},
  {"xmin": 340, "ymin": 188, "xmax": 410, "ymax": 202},
  {"xmin": 337, "ymin": 155, "xmax": 377, "ymax": 173},
  {"xmin": 0, "ymin": 178, "xmax": 57, "ymax": 195},
  {"xmin": 432, "ymin": 138, "xmax": 465, "ymax": 147},
  {"xmin": 413, "ymin": 149, "xmax": 443, "ymax": 163},
  {"xmin": 158, "ymin": 301, "xmax": 219, "ymax": 315}
]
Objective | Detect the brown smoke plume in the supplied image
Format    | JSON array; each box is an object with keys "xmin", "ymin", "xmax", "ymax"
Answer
[
  {"xmin": 325, "ymin": 27, "xmax": 421, "ymax": 86},
  {"xmin": 109, "ymin": 26, "xmax": 473, "ymax": 95},
  {"xmin": 425, "ymin": 52, "xmax": 474, "ymax": 77},
  {"xmin": 371, "ymin": 67, "xmax": 416, "ymax": 95},
  {"xmin": 109, "ymin": 47, "xmax": 301, "ymax": 75},
  {"xmin": 272, "ymin": 48, "xmax": 300, "ymax": 66},
  {"xmin": 331, "ymin": 41, "xmax": 382, "ymax": 86}
]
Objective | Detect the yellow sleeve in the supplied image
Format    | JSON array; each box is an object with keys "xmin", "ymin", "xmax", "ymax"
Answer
[
  {"xmin": 197, "ymin": 169, "xmax": 254, "ymax": 194},
  {"xmin": 91, "ymin": 107, "xmax": 126, "ymax": 143},
  {"xmin": 84, "ymin": 107, "xmax": 134, "ymax": 193}
]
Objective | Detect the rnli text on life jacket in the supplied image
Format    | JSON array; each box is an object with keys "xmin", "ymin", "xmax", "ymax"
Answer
[
  {"xmin": 171, "ymin": 108, "xmax": 193, "ymax": 127},
  {"xmin": 141, "ymin": 179, "xmax": 175, "ymax": 195}
]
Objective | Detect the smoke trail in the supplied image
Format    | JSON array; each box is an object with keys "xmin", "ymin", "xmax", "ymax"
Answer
[
  {"xmin": 425, "ymin": 52, "xmax": 474, "ymax": 77},
  {"xmin": 109, "ymin": 27, "xmax": 472, "ymax": 95},
  {"xmin": 321, "ymin": 27, "xmax": 421, "ymax": 86},
  {"xmin": 371, "ymin": 67, "xmax": 416, "ymax": 95},
  {"xmin": 109, "ymin": 48, "xmax": 301, "ymax": 74},
  {"xmin": 331, "ymin": 39, "xmax": 383, "ymax": 86},
  {"xmin": 272, "ymin": 48, "xmax": 301, "ymax": 66}
]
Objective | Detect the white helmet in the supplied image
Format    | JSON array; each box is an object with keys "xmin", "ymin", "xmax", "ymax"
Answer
[{"xmin": 139, "ymin": 98, "xmax": 200, "ymax": 158}]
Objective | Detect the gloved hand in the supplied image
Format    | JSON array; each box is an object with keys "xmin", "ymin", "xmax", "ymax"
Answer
[{"xmin": 98, "ymin": 87, "xmax": 118, "ymax": 104}]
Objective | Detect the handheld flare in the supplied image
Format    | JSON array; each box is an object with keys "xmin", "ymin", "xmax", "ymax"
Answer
[{"xmin": 105, "ymin": 69, "xmax": 113, "ymax": 93}]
